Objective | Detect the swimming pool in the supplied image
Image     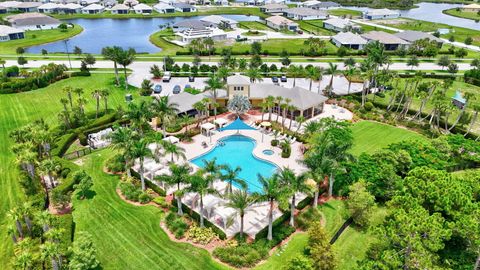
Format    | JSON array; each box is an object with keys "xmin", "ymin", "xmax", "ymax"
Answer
[{"xmin": 191, "ymin": 135, "xmax": 278, "ymax": 193}]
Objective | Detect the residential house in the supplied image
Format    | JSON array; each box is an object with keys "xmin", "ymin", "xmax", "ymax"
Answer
[
  {"xmin": 213, "ymin": 0, "xmax": 229, "ymax": 6},
  {"xmin": 153, "ymin": 3, "xmax": 175, "ymax": 13},
  {"xmin": 103, "ymin": 0, "xmax": 118, "ymax": 8},
  {"xmin": 6, "ymin": 13, "xmax": 61, "ymax": 30},
  {"xmin": 363, "ymin": 8, "xmax": 400, "ymax": 20},
  {"xmin": 200, "ymin": 15, "xmax": 238, "ymax": 29},
  {"xmin": 0, "ymin": 7, "xmax": 6, "ymax": 14},
  {"xmin": 15, "ymin": 2, "xmax": 42, "ymax": 13},
  {"xmin": 172, "ymin": 3, "xmax": 196, "ymax": 12},
  {"xmin": 79, "ymin": 0, "xmax": 100, "ymax": 6},
  {"xmin": 110, "ymin": 3, "xmax": 129, "ymax": 14},
  {"xmin": 0, "ymin": 25, "xmax": 25, "ymax": 42},
  {"xmin": 265, "ymin": 15, "xmax": 298, "ymax": 31},
  {"xmin": 0, "ymin": 1, "xmax": 22, "ymax": 12},
  {"xmin": 62, "ymin": 3, "xmax": 82, "ymax": 13},
  {"xmin": 172, "ymin": 19, "xmax": 226, "ymax": 44},
  {"xmin": 133, "ymin": 3, "xmax": 153, "ymax": 14},
  {"xmin": 331, "ymin": 32, "xmax": 367, "ymax": 49},
  {"xmin": 284, "ymin": 7, "xmax": 327, "ymax": 20},
  {"xmin": 462, "ymin": 3, "xmax": 480, "ymax": 12},
  {"xmin": 82, "ymin": 3, "xmax": 105, "ymax": 14},
  {"xmin": 38, "ymin": 3, "xmax": 61, "ymax": 13},
  {"xmin": 323, "ymin": 18, "xmax": 359, "ymax": 32},
  {"xmin": 394, "ymin": 30, "xmax": 443, "ymax": 45},
  {"xmin": 361, "ymin": 31, "xmax": 410, "ymax": 50},
  {"xmin": 299, "ymin": 0, "xmax": 340, "ymax": 10},
  {"xmin": 242, "ymin": 0, "xmax": 265, "ymax": 6},
  {"xmin": 260, "ymin": 3, "xmax": 287, "ymax": 13}
]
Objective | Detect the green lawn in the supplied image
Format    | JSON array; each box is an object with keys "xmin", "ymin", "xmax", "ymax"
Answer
[
  {"xmin": 73, "ymin": 150, "xmax": 227, "ymax": 269},
  {"xmin": 350, "ymin": 121, "xmax": 426, "ymax": 156},
  {"xmin": 149, "ymin": 29, "xmax": 187, "ymax": 56},
  {"xmin": 297, "ymin": 20, "xmax": 336, "ymax": 35},
  {"xmin": 0, "ymin": 25, "xmax": 83, "ymax": 54},
  {"xmin": 443, "ymin": 8, "xmax": 480, "ymax": 21},
  {"xmin": 227, "ymin": 38, "xmax": 338, "ymax": 55},
  {"xmin": 239, "ymin": 21, "xmax": 274, "ymax": 31},
  {"xmin": 0, "ymin": 74, "xmax": 146, "ymax": 267},
  {"xmin": 328, "ymin": 8, "xmax": 362, "ymax": 18}
]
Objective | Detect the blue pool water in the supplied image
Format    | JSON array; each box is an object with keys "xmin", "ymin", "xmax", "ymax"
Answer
[{"xmin": 191, "ymin": 135, "xmax": 278, "ymax": 193}]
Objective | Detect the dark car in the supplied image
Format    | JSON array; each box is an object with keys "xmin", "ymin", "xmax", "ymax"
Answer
[
  {"xmin": 188, "ymin": 76, "xmax": 195, "ymax": 82},
  {"xmin": 173, "ymin": 85, "xmax": 181, "ymax": 94},
  {"xmin": 271, "ymin": 76, "xmax": 279, "ymax": 83},
  {"xmin": 153, "ymin": 84, "xmax": 162, "ymax": 94},
  {"xmin": 281, "ymin": 75, "xmax": 287, "ymax": 82}
]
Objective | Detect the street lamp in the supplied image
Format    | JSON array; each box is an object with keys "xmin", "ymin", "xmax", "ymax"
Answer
[{"xmin": 63, "ymin": 39, "xmax": 72, "ymax": 69}]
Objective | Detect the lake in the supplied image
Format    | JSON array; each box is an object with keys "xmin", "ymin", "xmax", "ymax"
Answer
[{"xmin": 26, "ymin": 15, "xmax": 259, "ymax": 54}]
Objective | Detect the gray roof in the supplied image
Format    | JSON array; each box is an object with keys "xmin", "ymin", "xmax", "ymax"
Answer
[
  {"xmin": 363, "ymin": 8, "xmax": 399, "ymax": 16},
  {"xmin": 110, "ymin": 3, "xmax": 129, "ymax": 10},
  {"xmin": 227, "ymin": 74, "xmax": 250, "ymax": 85},
  {"xmin": 172, "ymin": 3, "xmax": 194, "ymax": 9},
  {"xmin": 310, "ymin": 1, "xmax": 340, "ymax": 8},
  {"xmin": 0, "ymin": 25, "xmax": 24, "ymax": 35},
  {"xmin": 361, "ymin": 31, "xmax": 409, "ymax": 45},
  {"xmin": 172, "ymin": 19, "xmax": 210, "ymax": 29},
  {"xmin": 332, "ymin": 32, "xmax": 367, "ymax": 45},
  {"xmin": 394, "ymin": 30, "xmax": 443, "ymax": 43},
  {"xmin": 169, "ymin": 92, "xmax": 206, "ymax": 114},
  {"xmin": 285, "ymin": 7, "xmax": 327, "ymax": 17},
  {"xmin": 250, "ymin": 84, "xmax": 327, "ymax": 110},
  {"xmin": 323, "ymin": 18, "xmax": 356, "ymax": 29},
  {"xmin": 16, "ymin": 2, "xmax": 43, "ymax": 8},
  {"xmin": 261, "ymin": 3, "xmax": 288, "ymax": 9},
  {"xmin": 7, "ymin": 13, "xmax": 61, "ymax": 26}
]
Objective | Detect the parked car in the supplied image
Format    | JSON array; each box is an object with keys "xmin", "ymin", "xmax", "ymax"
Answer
[
  {"xmin": 173, "ymin": 85, "xmax": 181, "ymax": 94},
  {"xmin": 162, "ymin": 71, "xmax": 171, "ymax": 82},
  {"xmin": 153, "ymin": 84, "xmax": 162, "ymax": 94},
  {"xmin": 185, "ymin": 84, "xmax": 192, "ymax": 90},
  {"xmin": 281, "ymin": 75, "xmax": 287, "ymax": 82},
  {"xmin": 271, "ymin": 76, "xmax": 278, "ymax": 83},
  {"xmin": 188, "ymin": 76, "xmax": 195, "ymax": 82}
]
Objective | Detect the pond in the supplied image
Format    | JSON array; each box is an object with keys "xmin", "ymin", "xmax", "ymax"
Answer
[
  {"xmin": 26, "ymin": 15, "xmax": 259, "ymax": 54},
  {"xmin": 347, "ymin": 2, "xmax": 480, "ymax": 31}
]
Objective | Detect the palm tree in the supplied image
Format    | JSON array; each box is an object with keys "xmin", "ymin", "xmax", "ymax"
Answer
[
  {"xmin": 7, "ymin": 208, "xmax": 24, "ymax": 239},
  {"xmin": 126, "ymin": 101, "xmax": 152, "ymax": 134},
  {"xmin": 449, "ymin": 92, "xmax": 475, "ymax": 131},
  {"xmin": 161, "ymin": 140, "xmax": 186, "ymax": 163},
  {"xmin": 14, "ymin": 250, "xmax": 34, "ymax": 270},
  {"xmin": 288, "ymin": 105, "xmax": 298, "ymax": 131},
  {"xmin": 220, "ymin": 165, "xmax": 246, "ymax": 195},
  {"xmin": 41, "ymin": 241, "xmax": 61, "ymax": 270},
  {"xmin": 205, "ymin": 74, "xmax": 225, "ymax": 119},
  {"xmin": 102, "ymin": 46, "xmax": 122, "ymax": 86},
  {"xmin": 36, "ymin": 211, "xmax": 52, "ymax": 233},
  {"xmin": 217, "ymin": 67, "xmax": 230, "ymax": 83},
  {"xmin": 255, "ymin": 174, "xmax": 285, "ymax": 241},
  {"xmin": 325, "ymin": 63, "xmax": 339, "ymax": 96},
  {"xmin": 246, "ymin": 68, "xmax": 263, "ymax": 83},
  {"xmin": 62, "ymin": 86, "xmax": 73, "ymax": 108},
  {"xmin": 157, "ymin": 163, "xmax": 191, "ymax": 215},
  {"xmin": 100, "ymin": 89, "xmax": 110, "ymax": 114},
  {"xmin": 193, "ymin": 101, "xmax": 207, "ymax": 126},
  {"xmin": 131, "ymin": 138, "xmax": 152, "ymax": 191},
  {"xmin": 151, "ymin": 96, "xmax": 179, "ymax": 136},
  {"xmin": 185, "ymin": 171, "xmax": 217, "ymax": 227},
  {"xmin": 344, "ymin": 66, "xmax": 357, "ymax": 95},
  {"xmin": 73, "ymin": 87, "xmax": 83, "ymax": 100},
  {"xmin": 281, "ymin": 98, "xmax": 291, "ymax": 128},
  {"xmin": 305, "ymin": 66, "xmax": 321, "ymax": 92},
  {"xmin": 275, "ymin": 96, "xmax": 283, "ymax": 122},
  {"xmin": 116, "ymin": 48, "xmax": 136, "ymax": 90},
  {"xmin": 225, "ymin": 189, "xmax": 255, "ymax": 238},
  {"xmin": 278, "ymin": 168, "xmax": 310, "ymax": 227},
  {"xmin": 19, "ymin": 202, "xmax": 33, "ymax": 234},
  {"xmin": 109, "ymin": 127, "xmax": 137, "ymax": 177},
  {"xmin": 287, "ymin": 65, "xmax": 305, "ymax": 87},
  {"xmin": 265, "ymin": 95, "xmax": 275, "ymax": 121},
  {"xmin": 91, "ymin": 89, "xmax": 101, "ymax": 118},
  {"xmin": 295, "ymin": 115, "xmax": 306, "ymax": 133}
]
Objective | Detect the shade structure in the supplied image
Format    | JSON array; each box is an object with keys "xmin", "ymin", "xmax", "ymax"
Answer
[
  {"xmin": 219, "ymin": 118, "xmax": 256, "ymax": 131},
  {"xmin": 260, "ymin": 121, "xmax": 271, "ymax": 127},
  {"xmin": 214, "ymin": 118, "xmax": 228, "ymax": 127},
  {"xmin": 162, "ymin": 136, "xmax": 179, "ymax": 144}
]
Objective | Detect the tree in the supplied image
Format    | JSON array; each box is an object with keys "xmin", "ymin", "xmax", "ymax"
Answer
[
  {"xmin": 16, "ymin": 47, "xmax": 25, "ymax": 55},
  {"xmin": 447, "ymin": 62, "xmax": 458, "ymax": 75},
  {"xmin": 205, "ymin": 74, "xmax": 225, "ymax": 119},
  {"xmin": 68, "ymin": 232, "xmax": 99, "ymax": 270},
  {"xmin": 325, "ymin": 63, "xmax": 339, "ymax": 96},
  {"xmin": 343, "ymin": 57, "xmax": 356, "ymax": 67},
  {"xmin": 465, "ymin": 36, "xmax": 473, "ymax": 45},
  {"xmin": 151, "ymin": 95, "xmax": 179, "ymax": 136},
  {"xmin": 437, "ymin": 55, "xmax": 451, "ymax": 70},
  {"xmin": 161, "ymin": 140, "xmax": 186, "ymax": 163},
  {"xmin": 131, "ymin": 138, "xmax": 152, "ymax": 191},
  {"xmin": 287, "ymin": 65, "xmax": 305, "ymax": 88},
  {"xmin": 42, "ymin": 49, "xmax": 48, "ymax": 56},
  {"xmin": 278, "ymin": 168, "xmax": 311, "ymax": 227},
  {"xmin": 407, "ymin": 55, "xmax": 419, "ymax": 70},
  {"xmin": 109, "ymin": 127, "xmax": 137, "ymax": 177},
  {"xmin": 256, "ymin": 174, "xmax": 286, "ymax": 241},
  {"xmin": 220, "ymin": 165, "xmax": 246, "ymax": 195},
  {"xmin": 73, "ymin": 46, "xmax": 82, "ymax": 55},
  {"xmin": 307, "ymin": 221, "xmax": 336, "ymax": 270},
  {"xmin": 286, "ymin": 255, "xmax": 313, "ymax": 270},
  {"xmin": 346, "ymin": 180, "xmax": 376, "ymax": 227},
  {"xmin": 83, "ymin": 54, "xmax": 96, "ymax": 68},
  {"xmin": 116, "ymin": 48, "xmax": 136, "ymax": 89},
  {"xmin": 91, "ymin": 89, "xmax": 101, "ymax": 118},
  {"xmin": 343, "ymin": 66, "xmax": 357, "ymax": 95},
  {"xmin": 73, "ymin": 171, "xmax": 93, "ymax": 200},
  {"xmin": 265, "ymin": 95, "xmax": 275, "ymax": 121},
  {"xmin": 245, "ymin": 68, "xmax": 263, "ymax": 83},
  {"xmin": 225, "ymin": 189, "xmax": 255, "ymax": 238},
  {"xmin": 455, "ymin": 47, "xmax": 468, "ymax": 58},
  {"xmin": 102, "ymin": 46, "xmax": 122, "ymax": 86},
  {"xmin": 280, "ymin": 49, "xmax": 291, "ymax": 67},
  {"xmin": 250, "ymin": 41, "xmax": 262, "ymax": 55},
  {"xmin": 41, "ymin": 241, "xmax": 62, "ymax": 270},
  {"xmin": 471, "ymin": 58, "xmax": 480, "ymax": 69},
  {"xmin": 185, "ymin": 170, "xmax": 216, "ymax": 227},
  {"xmin": 17, "ymin": 56, "xmax": 27, "ymax": 67},
  {"xmin": 156, "ymin": 163, "xmax": 191, "ymax": 215},
  {"xmin": 100, "ymin": 89, "xmax": 110, "ymax": 114},
  {"xmin": 227, "ymin": 95, "xmax": 251, "ymax": 116}
]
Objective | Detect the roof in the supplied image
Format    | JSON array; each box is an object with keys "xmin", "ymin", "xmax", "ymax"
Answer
[
  {"xmin": 361, "ymin": 31, "xmax": 409, "ymax": 45},
  {"xmin": 111, "ymin": 3, "xmax": 129, "ymax": 10},
  {"xmin": 332, "ymin": 32, "xmax": 367, "ymax": 45},
  {"xmin": 261, "ymin": 3, "xmax": 287, "ymax": 9},
  {"xmin": 0, "ymin": 25, "xmax": 24, "ymax": 36},
  {"xmin": 265, "ymin": 15, "xmax": 296, "ymax": 25},
  {"xmin": 463, "ymin": 3, "xmax": 480, "ymax": 9},
  {"xmin": 227, "ymin": 74, "xmax": 250, "ymax": 85},
  {"xmin": 304, "ymin": 1, "xmax": 340, "ymax": 8},
  {"xmin": 154, "ymin": 3, "xmax": 174, "ymax": 9},
  {"xmin": 394, "ymin": 30, "xmax": 443, "ymax": 43},
  {"xmin": 133, "ymin": 3, "xmax": 152, "ymax": 10},
  {"xmin": 200, "ymin": 15, "xmax": 237, "ymax": 25},
  {"xmin": 301, "ymin": 0, "xmax": 320, "ymax": 6},
  {"xmin": 173, "ymin": 19, "xmax": 210, "ymax": 29},
  {"xmin": 323, "ymin": 18, "xmax": 355, "ymax": 29},
  {"xmin": 172, "ymin": 3, "xmax": 195, "ymax": 8},
  {"xmin": 82, "ymin": 3, "xmax": 104, "ymax": 10},
  {"xmin": 363, "ymin": 8, "xmax": 399, "ymax": 16},
  {"xmin": 0, "ymin": 1, "xmax": 21, "ymax": 8},
  {"xmin": 285, "ymin": 7, "xmax": 327, "ymax": 17},
  {"xmin": 6, "ymin": 13, "xmax": 61, "ymax": 26},
  {"xmin": 38, "ymin": 3, "xmax": 60, "ymax": 9},
  {"xmin": 250, "ymin": 84, "xmax": 328, "ymax": 110},
  {"xmin": 169, "ymin": 92, "xmax": 206, "ymax": 114},
  {"xmin": 64, "ymin": 3, "xmax": 82, "ymax": 9},
  {"xmin": 16, "ymin": 2, "xmax": 42, "ymax": 8}
]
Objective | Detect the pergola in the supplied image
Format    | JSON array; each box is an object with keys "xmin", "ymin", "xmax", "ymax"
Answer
[
  {"xmin": 214, "ymin": 118, "xmax": 228, "ymax": 128},
  {"xmin": 200, "ymin": 122, "xmax": 216, "ymax": 136},
  {"xmin": 162, "ymin": 136, "xmax": 180, "ymax": 144}
]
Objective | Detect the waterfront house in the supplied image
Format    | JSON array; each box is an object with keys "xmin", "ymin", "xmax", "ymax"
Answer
[
  {"xmin": 63, "ymin": 3, "xmax": 83, "ymax": 13},
  {"xmin": 0, "ymin": 25, "xmax": 25, "ymax": 42},
  {"xmin": 331, "ymin": 32, "xmax": 367, "ymax": 49},
  {"xmin": 38, "ymin": 3, "xmax": 60, "ymax": 13},
  {"xmin": 394, "ymin": 30, "xmax": 443, "ymax": 45},
  {"xmin": 80, "ymin": 0, "xmax": 100, "ymax": 6},
  {"xmin": 0, "ymin": 7, "xmax": 6, "ymax": 14},
  {"xmin": 284, "ymin": 7, "xmax": 327, "ymax": 20},
  {"xmin": 82, "ymin": 3, "xmax": 105, "ymax": 14},
  {"xmin": 323, "ymin": 18, "xmax": 359, "ymax": 32},
  {"xmin": 299, "ymin": 0, "xmax": 340, "ymax": 10},
  {"xmin": 6, "ymin": 13, "xmax": 61, "ymax": 30},
  {"xmin": 172, "ymin": 3, "xmax": 196, "ymax": 12},
  {"xmin": 133, "ymin": 3, "xmax": 153, "ymax": 14},
  {"xmin": 265, "ymin": 15, "xmax": 298, "ymax": 31},
  {"xmin": 462, "ymin": 3, "xmax": 480, "ymax": 12},
  {"xmin": 213, "ymin": 0, "xmax": 229, "ymax": 6},
  {"xmin": 15, "ymin": 2, "xmax": 42, "ymax": 13},
  {"xmin": 361, "ymin": 31, "xmax": 410, "ymax": 50},
  {"xmin": 200, "ymin": 15, "xmax": 238, "ymax": 29},
  {"xmin": 110, "ymin": 3, "xmax": 129, "ymax": 14},
  {"xmin": 172, "ymin": 19, "xmax": 226, "ymax": 44},
  {"xmin": 153, "ymin": 3, "xmax": 175, "ymax": 13},
  {"xmin": 362, "ymin": 8, "xmax": 399, "ymax": 20},
  {"xmin": 260, "ymin": 3, "xmax": 288, "ymax": 14}
]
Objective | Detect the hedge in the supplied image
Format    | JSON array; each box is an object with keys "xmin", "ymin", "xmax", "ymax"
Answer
[
  {"xmin": 254, "ymin": 211, "xmax": 294, "ymax": 247},
  {"xmin": 51, "ymin": 132, "xmax": 78, "ymax": 157},
  {"xmin": 176, "ymin": 199, "xmax": 227, "ymax": 240},
  {"xmin": 54, "ymin": 213, "xmax": 75, "ymax": 248},
  {"xmin": 146, "ymin": 179, "xmax": 166, "ymax": 196},
  {"xmin": 51, "ymin": 157, "xmax": 81, "ymax": 195}
]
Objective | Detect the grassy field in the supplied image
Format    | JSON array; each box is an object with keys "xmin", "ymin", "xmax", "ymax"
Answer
[
  {"xmin": 443, "ymin": 8, "xmax": 480, "ymax": 21},
  {"xmin": 149, "ymin": 29, "xmax": 187, "ymax": 56},
  {"xmin": 350, "ymin": 121, "xmax": 426, "ymax": 156},
  {"xmin": 74, "ymin": 150, "xmax": 227, "ymax": 269},
  {"xmin": 328, "ymin": 8, "xmax": 363, "ymax": 18},
  {"xmin": 0, "ymin": 25, "xmax": 83, "ymax": 54},
  {"xmin": 228, "ymin": 38, "xmax": 338, "ymax": 55},
  {"xmin": 297, "ymin": 20, "xmax": 336, "ymax": 35},
  {"xmin": 0, "ymin": 74, "xmax": 146, "ymax": 268},
  {"xmin": 239, "ymin": 21, "xmax": 274, "ymax": 31}
]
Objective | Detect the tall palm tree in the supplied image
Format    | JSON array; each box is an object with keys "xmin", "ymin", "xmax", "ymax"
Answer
[
  {"xmin": 281, "ymin": 98, "xmax": 291, "ymax": 128},
  {"xmin": 101, "ymin": 46, "xmax": 122, "ymax": 86},
  {"xmin": 7, "ymin": 208, "xmax": 24, "ymax": 239},
  {"xmin": 225, "ymin": 189, "xmax": 255, "ymax": 238},
  {"xmin": 202, "ymin": 157, "xmax": 222, "ymax": 177},
  {"xmin": 19, "ymin": 202, "xmax": 33, "ymax": 234},
  {"xmin": 185, "ymin": 171, "xmax": 217, "ymax": 227},
  {"xmin": 278, "ymin": 168, "xmax": 310, "ymax": 227},
  {"xmin": 275, "ymin": 96, "xmax": 283, "ymax": 122},
  {"xmin": 288, "ymin": 105, "xmax": 298, "ymax": 131},
  {"xmin": 449, "ymin": 92, "xmax": 475, "ymax": 131},
  {"xmin": 91, "ymin": 89, "xmax": 102, "ymax": 118},
  {"xmin": 62, "ymin": 86, "xmax": 73, "ymax": 108},
  {"xmin": 245, "ymin": 68, "xmax": 263, "ymax": 83},
  {"xmin": 116, "ymin": 48, "xmax": 136, "ymax": 90},
  {"xmin": 36, "ymin": 211, "xmax": 52, "ymax": 233},
  {"xmin": 205, "ymin": 74, "xmax": 225, "ymax": 119},
  {"xmin": 161, "ymin": 141, "xmax": 186, "ymax": 163},
  {"xmin": 131, "ymin": 138, "xmax": 152, "ymax": 191},
  {"xmin": 265, "ymin": 95, "xmax": 275, "ymax": 121},
  {"xmin": 255, "ymin": 174, "xmax": 285, "ymax": 241},
  {"xmin": 100, "ymin": 89, "xmax": 110, "ymax": 114},
  {"xmin": 73, "ymin": 87, "xmax": 83, "ymax": 100},
  {"xmin": 109, "ymin": 127, "xmax": 137, "ymax": 177},
  {"xmin": 193, "ymin": 101, "xmax": 207, "ymax": 126},
  {"xmin": 287, "ymin": 65, "xmax": 305, "ymax": 87},
  {"xmin": 41, "ymin": 241, "xmax": 61, "ymax": 270},
  {"xmin": 126, "ymin": 101, "xmax": 152, "ymax": 135},
  {"xmin": 344, "ymin": 66, "xmax": 357, "ymax": 95},
  {"xmin": 220, "ymin": 165, "xmax": 246, "ymax": 195},
  {"xmin": 151, "ymin": 96, "xmax": 179, "ymax": 136},
  {"xmin": 325, "ymin": 63, "xmax": 339, "ymax": 96},
  {"xmin": 305, "ymin": 66, "xmax": 321, "ymax": 92},
  {"xmin": 157, "ymin": 163, "xmax": 191, "ymax": 215}
]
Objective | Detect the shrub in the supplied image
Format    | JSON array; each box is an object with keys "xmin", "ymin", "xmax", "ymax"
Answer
[
  {"xmin": 271, "ymin": 139, "xmax": 279, "ymax": 146},
  {"xmin": 364, "ymin": 102, "xmax": 374, "ymax": 111},
  {"xmin": 153, "ymin": 196, "xmax": 169, "ymax": 208},
  {"xmin": 186, "ymin": 225, "xmax": 218, "ymax": 245},
  {"xmin": 138, "ymin": 192, "xmax": 152, "ymax": 204},
  {"xmin": 254, "ymin": 212, "xmax": 294, "ymax": 248},
  {"xmin": 78, "ymin": 133, "xmax": 88, "ymax": 146},
  {"xmin": 296, "ymin": 207, "xmax": 323, "ymax": 230},
  {"xmin": 51, "ymin": 132, "xmax": 77, "ymax": 157},
  {"xmin": 106, "ymin": 154, "xmax": 126, "ymax": 173},
  {"xmin": 52, "ymin": 157, "xmax": 81, "ymax": 196},
  {"xmin": 119, "ymin": 182, "xmax": 141, "ymax": 202},
  {"xmin": 213, "ymin": 244, "xmax": 269, "ymax": 267}
]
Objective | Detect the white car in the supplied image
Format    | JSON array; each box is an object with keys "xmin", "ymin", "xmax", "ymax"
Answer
[{"xmin": 162, "ymin": 71, "xmax": 171, "ymax": 82}]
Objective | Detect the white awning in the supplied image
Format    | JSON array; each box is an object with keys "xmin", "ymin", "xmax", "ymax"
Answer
[
  {"xmin": 201, "ymin": 122, "xmax": 216, "ymax": 131},
  {"xmin": 214, "ymin": 118, "xmax": 228, "ymax": 127},
  {"xmin": 162, "ymin": 136, "xmax": 179, "ymax": 144}
]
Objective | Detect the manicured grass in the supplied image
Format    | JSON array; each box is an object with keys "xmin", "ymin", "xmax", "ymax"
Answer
[
  {"xmin": 254, "ymin": 233, "xmax": 309, "ymax": 270},
  {"xmin": 239, "ymin": 21, "xmax": 274, "ymax": 31},
  {"xmin": 297, "ymin": 20, "xmax": 335, "ymax": 35},
  {"xmin": 443, "ymin": 8, "xmax": 480, "ymax": 21},
  {"xmin": 73, "ymin": 150, "xmax": 227, "ymax": 269},
  {"xmin": 0, "ymin": 25, "xmax": 83, "ymax": 54},
  {"xmin": 228, "ymin": 38, "xmax": 338, "ymax": 55},
  {"xmin": 328, "ymin": 8, "xmax": 363, "ymax": 18},
  {"xmin": 149, "ymin": 29, "xmax": 187, "ymax": 56},
  {"xmin": 350, "ymin": 121, "xmax": 426, "ymax": 156},
  {"xmin": 0, "ymin": 74, "xmax": 147, "ymax": 267}
]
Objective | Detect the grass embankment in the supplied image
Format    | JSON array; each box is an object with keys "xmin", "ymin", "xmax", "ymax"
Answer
[
  {"xmin": 443, "ymin": 8, "xmax": 480, "ymax": 21},
  {"xmin": 74, "ymin": 150, "xmax": 227, "ymax": 269},
  {"xmin": 149, "ymin": 29, "xmax": 187, "ymax": 56},
  {"xmin": 350, "ymin": 120, "xmax": 426, "ymax": 156},
  {"xmin": 228, "ymin": 38, "xmax": 338, "ymax": 55},
  {"xmin": 0, "ymin": 74, "xmax": 146, "ymax": 268},
  {"xmin": 239, "ymin": 21, "xmax": 274, "ymax": 31},
  {"xmin": 0, "ymin": 25, "xmax": 83, "ymax": 54},
  {"xmin": 297, "ymin": 20, "xmax": 335, "ymax": 35},
  {"xmin": 328, "ymin": 8, "xmax": 363, "ymax": 18}
]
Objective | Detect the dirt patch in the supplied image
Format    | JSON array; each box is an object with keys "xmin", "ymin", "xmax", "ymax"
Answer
[{"xmin": 49, "ymin": 203, "xmax": 72, "ymax": 215}]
